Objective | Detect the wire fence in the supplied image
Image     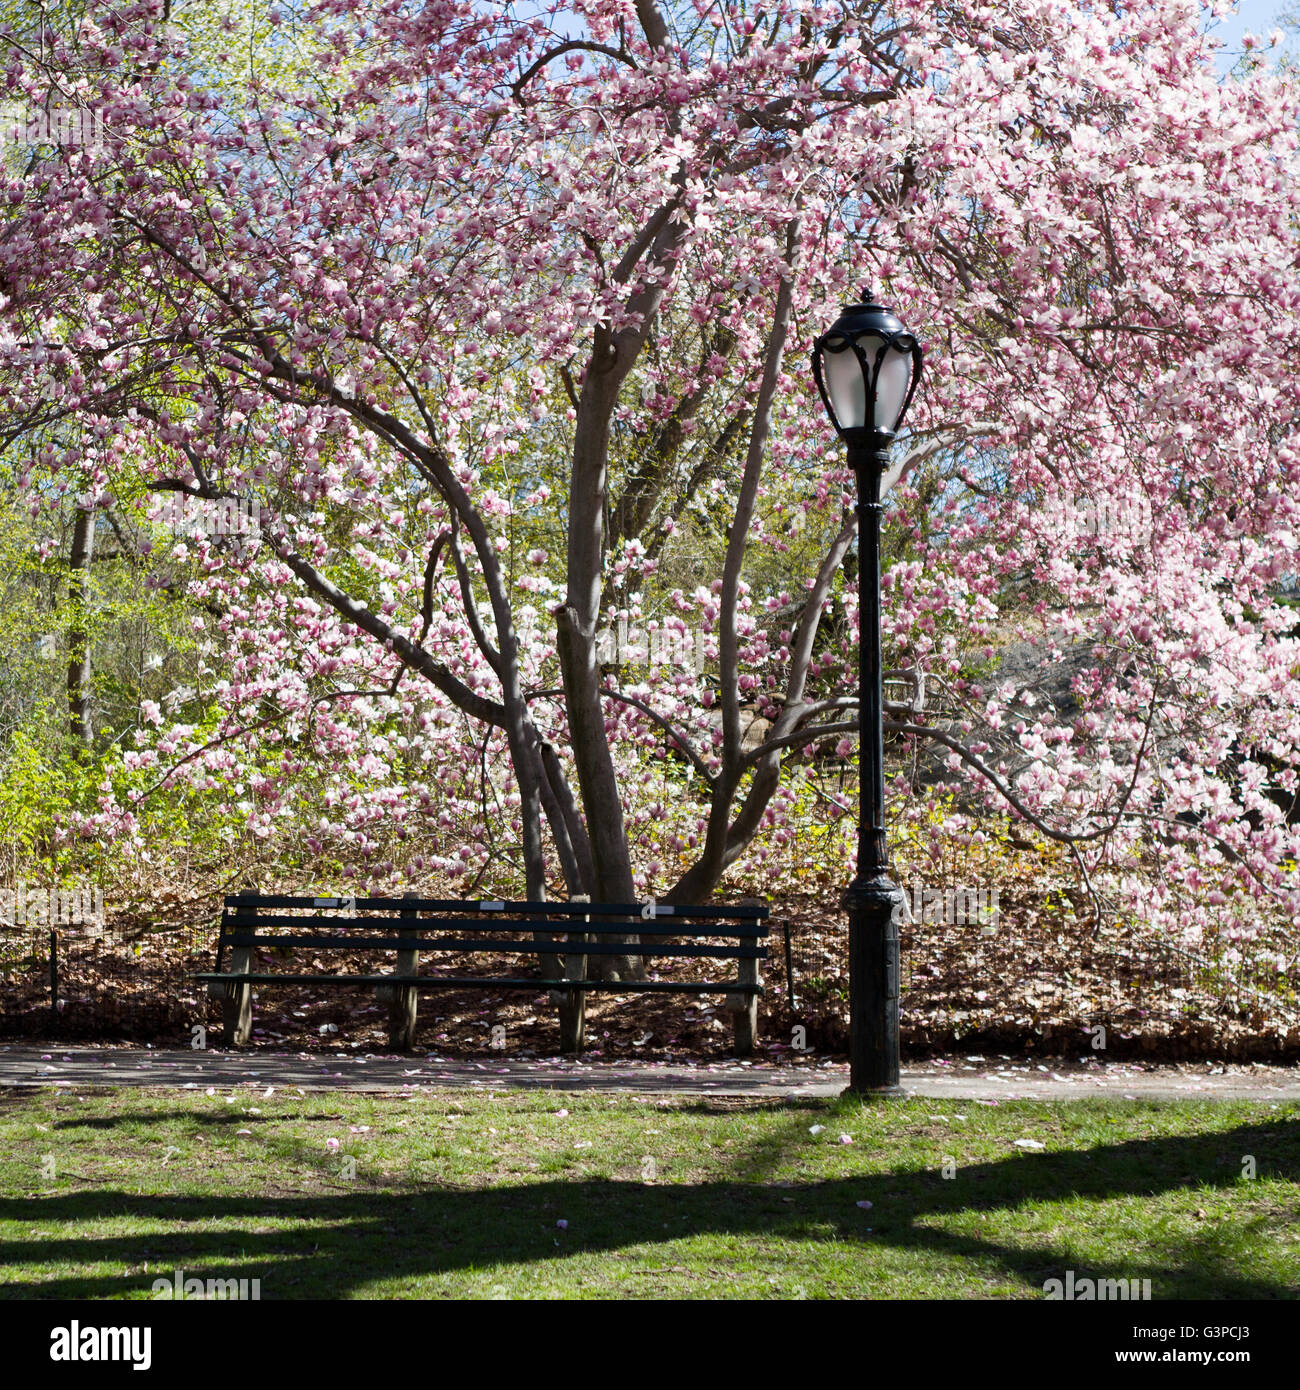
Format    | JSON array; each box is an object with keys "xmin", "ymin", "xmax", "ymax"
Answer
[{"xmin": 1, "ymin": 918, "xmax": 216, "ymax": 1040}]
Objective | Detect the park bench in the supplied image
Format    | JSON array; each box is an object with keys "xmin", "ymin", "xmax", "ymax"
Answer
[{"xmin": 194, "ymin": 892, "xmax": 769, "ymax": 1055}]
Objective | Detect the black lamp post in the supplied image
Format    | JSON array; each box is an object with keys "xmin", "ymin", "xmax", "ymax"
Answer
[{"xmin": 812, "ymin": 292, "xmax": 923, "ymax": 1096}]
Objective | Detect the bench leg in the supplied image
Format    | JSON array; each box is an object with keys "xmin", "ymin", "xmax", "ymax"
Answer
[
  {"xmin": 729, "ymin": 995, "xmax": 758, "ymax": 1057},
  {"xmin": 222, "ymin": 947, "xmax": 253, "ymax": 1046},
  {"xmin": 222, "ymin": 984, "xmax": 253, "ymax": 1047},
  {"xmin": 727, "ymin": 949, "xmax": 760, "ymax": 1058},
  {"xmin": 558, "ymin": 989, "xmax": 586, "ymax": 1053},
  {"xmin": 556, "ymin": 901, "xmax": 588, "ymax": 1054},
  {"xmin": 386, "ymin": 899, "xmax": 421, "ymax": 1052},
  {"xmin": 388, "ymin": 985, "xmax": 418, "ymax": 1051}
]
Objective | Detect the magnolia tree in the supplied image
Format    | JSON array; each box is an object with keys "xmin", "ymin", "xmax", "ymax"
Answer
[{"xmin": 2, "ymin": 0, "xmax": 1300, "ymax": 951}]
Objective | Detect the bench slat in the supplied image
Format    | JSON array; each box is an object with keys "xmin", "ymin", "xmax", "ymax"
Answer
[
  {"xmin": 225, "ymin": 933, "xmax": 767, "ymax": 957},
  {"xmin": 193, "ymin": 972, "xmax": 764, "ymax": 994},
  {"xmin": 222, "ymin": 914, "xmax": 767, "ymax": 937},
  {"xmin": 224, "ymin": 894, "xmax": 768, "ymax": 919}
]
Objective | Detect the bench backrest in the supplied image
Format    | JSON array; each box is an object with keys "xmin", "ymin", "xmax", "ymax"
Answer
[{"xmin": 216, "ymin": 895, "xmax": 768, "ymax": 974}]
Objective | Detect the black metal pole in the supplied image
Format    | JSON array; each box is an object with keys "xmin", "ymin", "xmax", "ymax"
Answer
[{"xmin": 844, "ymin": 431, "xmax": 904, "ymax": 1095}]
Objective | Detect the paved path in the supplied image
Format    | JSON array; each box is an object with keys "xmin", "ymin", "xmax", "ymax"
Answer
[{"xmin": 1, "ymin": 1046, "xmax": 1298, "ymax": 1100}]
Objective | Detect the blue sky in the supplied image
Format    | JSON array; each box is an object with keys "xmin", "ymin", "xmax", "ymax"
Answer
[
  {"xmin": 1205, "ymin": 0, "xmax": 1295, "ymax": 69},
  {"xmin": 505, "ymin": 2, "xmax": 1293, "ymax": 65}
]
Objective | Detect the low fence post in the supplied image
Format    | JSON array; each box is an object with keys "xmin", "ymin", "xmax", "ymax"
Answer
[
  {"xmin": 783, "ymin": 919, "xmax": 796, "ymax": 1012},
  {"xmin": 49, "ymin": 928, "xmax": 58, "ymax": 1029}
]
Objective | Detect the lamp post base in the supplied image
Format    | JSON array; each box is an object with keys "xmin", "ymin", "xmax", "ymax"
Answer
[{"xmin": 843, "ymin": 873, "xmax": 904, "ymax": 1095}]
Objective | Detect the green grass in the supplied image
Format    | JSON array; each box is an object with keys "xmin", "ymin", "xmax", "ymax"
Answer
[{"xmin": 1, "ymin": 1088, "xmax": 1297, "ymax": 1299}]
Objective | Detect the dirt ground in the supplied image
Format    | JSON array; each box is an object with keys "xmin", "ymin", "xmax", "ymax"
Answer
[{"xmin": 3, "ymin": 887, "xmax": 1298, "ymax": 1061}]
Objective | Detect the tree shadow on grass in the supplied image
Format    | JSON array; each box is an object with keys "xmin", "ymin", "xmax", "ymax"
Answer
[{"xmin": 1, "ymin": 1116, "xmax": 1296, "ymax": 1299}]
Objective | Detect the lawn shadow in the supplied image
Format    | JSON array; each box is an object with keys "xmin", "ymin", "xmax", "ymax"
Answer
[{"xmin": 2, "ymin": 1116, "xmax": 1295, "ymax": 1299}]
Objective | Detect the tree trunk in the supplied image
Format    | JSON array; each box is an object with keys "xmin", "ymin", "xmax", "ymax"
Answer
[{"xmin": 559, "ymin": 328, "xmax": 646, "ymax": 977}]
